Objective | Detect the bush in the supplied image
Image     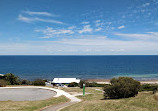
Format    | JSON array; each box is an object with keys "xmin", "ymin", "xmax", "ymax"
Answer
[
  {"xmin": 0, "ymin": 79, "xmax": 7, "ymax": 87},
  {"xmin": 0, "ymin": 75, "xmax": 4, "ymax": 79},
  {"xmin": 79, "ymin": 80, "xmax": 105, "ymax": 88},
  {"xmin": 68, "ymin": 82, "xmax": 78, "ymax": 87},
  {"xmin": 139, "ymin": 84, "xmax": 158, "ymax": 92},
  {"xmin": 43, "ymin": 79, "xmax": 48, "ymax": 82},
  {"xmin": 86, "ymin": 82, "xmax": 105, "ymax": 87},
  {"xmin": 104, "ymin": 77, "xmax": 140, "ymax": 99},
  {"xmin": 33, "ymin": 79, "xmax": 45, "ymax": 86},
  {"xmin": 21, "ymin": 79, "xmax": 32, "ymax": 85},
  {"xmin": 79, "ymin": 80, "xmax": 87, "ymax": 88},
  {"xmin": 4, "ymin": 73, "xmax": 20, "ymax": 85}
]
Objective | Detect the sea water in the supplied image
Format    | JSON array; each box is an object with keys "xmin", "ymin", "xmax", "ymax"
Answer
[{"xmin": 0, "ymin": 55, "xmax": 158, "ymax": 80}]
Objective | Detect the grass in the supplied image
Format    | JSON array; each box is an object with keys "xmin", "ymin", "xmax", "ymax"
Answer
[
  {"xmin": 0, "ymin": 96, "xmax": 69, "ymax": 111},
  {"xmin": 62, "ymin": 87, "xmax": 103, "ymax": 93},
  {"xmin": 61, "ymin": 87, "xmax": 158, "ymax": 111},
  {"xmin": 1, "ymin": 86, "xmax": 158, "ymax": 111}
]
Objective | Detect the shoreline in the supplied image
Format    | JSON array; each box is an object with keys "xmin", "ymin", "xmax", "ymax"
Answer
[{"xmin": 87, "ymin": 79, "xmax": 158, "ymax": 84}]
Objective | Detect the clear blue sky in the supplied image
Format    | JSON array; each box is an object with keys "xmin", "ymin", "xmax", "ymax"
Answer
[{"xmin": 0, "ymin": 0, "xmax": 158, "ymax": 55}]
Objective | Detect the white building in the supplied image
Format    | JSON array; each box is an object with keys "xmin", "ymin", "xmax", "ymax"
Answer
[
  {"xmin": 0, "ymin": 74, "xmax": 4, "ymax": 76},
  {"xmin": 52, "ymin": 78, "xmax": 80, "ymax": 84}
]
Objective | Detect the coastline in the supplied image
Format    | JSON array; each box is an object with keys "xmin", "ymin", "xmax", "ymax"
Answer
[{"xmin": 87, "ymin": 79, "xmax": 158, "ymax": 84}]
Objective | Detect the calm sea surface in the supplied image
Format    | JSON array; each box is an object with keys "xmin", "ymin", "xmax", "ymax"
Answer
[{"xmin": 0, "ymin": 55, "xmax": 158, "ymax": 80}]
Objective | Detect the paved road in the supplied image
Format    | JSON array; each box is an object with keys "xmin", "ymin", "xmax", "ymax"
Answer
[{"xmin": 0, "ymin": 88, "xmax": 56, "ymax": 101}]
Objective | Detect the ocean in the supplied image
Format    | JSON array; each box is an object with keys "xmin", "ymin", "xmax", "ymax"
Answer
[{"xmin": 0, "ymin": 55, "xmax": 158, "ymax": 81}]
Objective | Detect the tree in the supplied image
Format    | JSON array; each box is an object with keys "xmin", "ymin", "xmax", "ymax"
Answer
[
  {"xmin": 4, "ymin": 73, "xmax": 20, "ymax": 85},
  {"xmin": 104, "ymin": 77, "xmax": 140, "ymax": 99}
]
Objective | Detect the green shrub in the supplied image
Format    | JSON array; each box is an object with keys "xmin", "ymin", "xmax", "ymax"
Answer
[
  {"xmin": 79, "ymin": 80, "xmax": 105, "ymax": 88},
  {"xmin": 4, "ymin": 73, "xmax": 20, "ymax": 85},
  {"xmin": 33, "ymin": 79, "xmax": 45, "ymax": 86},
  {"xmin": 139, "ymin": 84, "xmax": 158, "ymax": 92},
  {"xmin": 68, "ymin": 82, "xmax": 78, "ymax": 87},
  {"xmin": 86, "ymin": 82, "xmax": 105, "ymax": 87},
  {"xmin": 21, "ymin": 79, "xmax": 32, "ymax": 85},
  {"xmin": 0, "ymin": 75, "xmax": 4, "ymax": 79},
  {"xmin": 79, "ymin": 80, "xmax": 88, "ymax": 88},
  {"xmin": 43, "ymin": 79, "xmax": 48, "ymax": 82},
  {"xmin": 104, "ymin": 77, "xmax": 141, "ymax": 99},
  {"xmin": 0, "ymin": 79, "xmax": 7, "ymax": 87}
]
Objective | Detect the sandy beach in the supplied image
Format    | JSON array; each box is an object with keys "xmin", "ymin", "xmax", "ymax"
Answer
[{"xmin": 87, "ymin": 79, "xmax": 158, "ymax": 84}]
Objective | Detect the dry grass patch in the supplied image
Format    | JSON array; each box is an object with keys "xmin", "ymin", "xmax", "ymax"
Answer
[
  {"xmin": 153, "ymin": 92, "xmax": 158, "ymax": 101},
  {"xmin": 0, "ymin": 96, "xmax": 69, "ymax": 111}
]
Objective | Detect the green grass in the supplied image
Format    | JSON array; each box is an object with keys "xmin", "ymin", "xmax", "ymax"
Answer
[
  {"xmin": 61, "ymin": 87, "xmax": 158, "ymax": 111},
  {"xmin": 0, "ymin": 96, "xmax": 69, "ymax": 111}
]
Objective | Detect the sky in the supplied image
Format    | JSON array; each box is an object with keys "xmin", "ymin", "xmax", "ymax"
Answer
[{"xmin": 0, "ymin": 0, "xmax": 158, "ymax": 55}]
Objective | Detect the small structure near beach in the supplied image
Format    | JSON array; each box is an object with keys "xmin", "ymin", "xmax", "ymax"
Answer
[
  {"xmin": 0, "ymin": 74, "xmax": 4, "ymax": 76},
  {"xmin": 52, "ymin": 78, "xmax": 80, "ymax": 84}
]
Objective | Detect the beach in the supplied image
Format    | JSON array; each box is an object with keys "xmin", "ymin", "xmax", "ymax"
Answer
[{"xmin": 87, "ymin": 79, "xmax": 158, "ymax": 84}]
